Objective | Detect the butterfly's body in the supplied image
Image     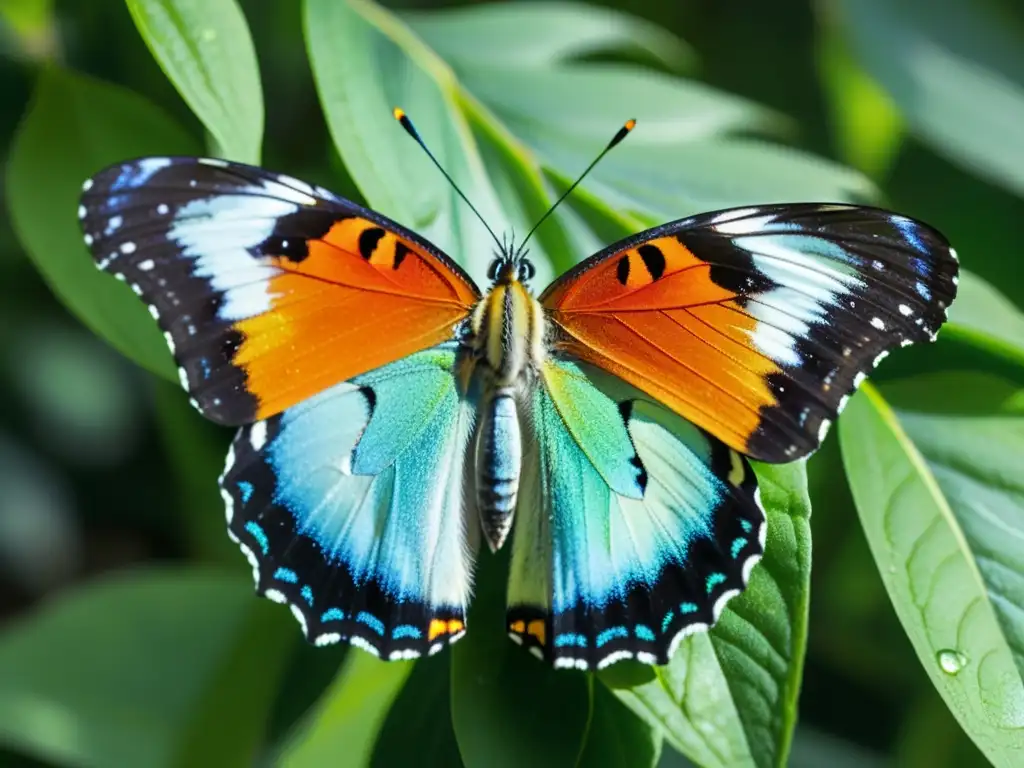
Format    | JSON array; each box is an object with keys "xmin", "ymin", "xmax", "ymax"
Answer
[
  {"xmin": 465, "ymin": 257, "xmax": 545, "ymax": 550},
  {"xmin": 79, "ymin": 149, "xmax": 959, "ymax": 671}
]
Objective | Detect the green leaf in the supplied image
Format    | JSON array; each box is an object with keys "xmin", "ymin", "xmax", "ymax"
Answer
[
  {"xmin": 277, "ymin": 653, "xmax": 414, "ymax": 767},
  {"xmin": 578, "ymin": 681, "xmax": 662, "ymax": 768},
  {"xmin": 370, "ymin": 655, "xmax": 462, "ymax": 767},
  {"xmin": 6, "ymin": 67, "xmax": 197, "ymax": 382},
  {"xmin": 836, "ymin": 0, "xmax": 1024, "ymax": 197},
  {"xmin": 816, "ymin": 22, "xmax": 904, "ymax": 180},
  {"xmin": 460, "ymin": 63, "xmax": 775, "ymax": 147},
  {"xmin": 403, "ymin": 1, "xmax": 692, "ymax": 72},
  {"xmin": 304, "ymin": 0, "xmax": 509, "ymax": 282},
  {"xmin": 0, "ymin": 568, "xmax": 285, "ymax": 768},
  {"xmin": 125, "ymin": 0, "xmax": 264, "ymax": 163},
  {"xmin": 612, "ymin": 462, "xmax": 812, "ymax": 768},
  {"xmin": 450, "ymin": 550, "xmax": 591, "ymax": 768},
  {"xmin": 945, "ymin": 270, "xmax": 1024, "ymax": 368},
  {"xmin": 839, "ymin": 383, "xmax": 1024, "ymax": 767}
]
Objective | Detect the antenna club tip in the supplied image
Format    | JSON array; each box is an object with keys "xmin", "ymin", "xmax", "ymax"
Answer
[
  {"xmin": 625, "ymin": 118, "xmax": 637, "ymax": 130},
  {"xmin": 392, "ymin": 107, "xmax": 406, "ymax": 121}
]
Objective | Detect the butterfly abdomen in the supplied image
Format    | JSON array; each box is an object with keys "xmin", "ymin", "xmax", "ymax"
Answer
[{"xmin": 475, "ymin": 388, "xmax": 521, "ymax": 552}]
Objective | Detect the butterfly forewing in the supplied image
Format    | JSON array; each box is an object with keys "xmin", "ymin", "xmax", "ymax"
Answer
[
  {"xmin": 541, "ymin": 204, "xmax": 959, "ymax": 463},
  {"xmin": 79, "ymin": 157, "xmax": 480, "ymax": 425}
]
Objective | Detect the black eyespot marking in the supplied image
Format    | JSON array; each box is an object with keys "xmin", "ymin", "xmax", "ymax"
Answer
[
  {"xmin": 616, "ymin": 254, "xmax": 631, "ymax": 285},
  {"xmin": 358, "ymin": 227, "xmax": 386, "ymax": 260},
  {"xmin": 393, "ymin": 241, "xmax": 410, "ymax": 269},
  {"xmin": 638, "ymin": 244, "xmax": 666, "ymax": 281}
]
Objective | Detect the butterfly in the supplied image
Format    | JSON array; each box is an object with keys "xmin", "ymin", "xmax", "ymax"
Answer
[{"xmin": 78, "ymin": 112, "xmax": 959, "ymax": 670}]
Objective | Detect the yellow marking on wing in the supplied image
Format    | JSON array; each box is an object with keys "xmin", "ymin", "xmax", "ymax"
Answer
[
  {"xmin": 728, "ymin": 450, "xmax": 745, "ymax": 486},
  {"xmin": 527, "ymin": 619, "xmax": 546, "ymax": 647},
  {"xmin": 428, "ymin": 619, "xmax": 448, "ymax": 641},
  {"xmin": 510, "ymin": 620, "xmax": 526, "ymax": 634}
]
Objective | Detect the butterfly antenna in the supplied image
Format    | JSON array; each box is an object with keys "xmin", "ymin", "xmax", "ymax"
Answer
[
  {"xmin": 515, "ymin": 119, "xmax": 636, "ymax": 259},
  {"xmin": 393, "ymin": 108, "xmax": 505, "ymax": 255}
]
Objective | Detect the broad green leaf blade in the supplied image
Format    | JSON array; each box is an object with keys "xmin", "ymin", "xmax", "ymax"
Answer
[
  {"xmin": 836, "ymin": 0, "xmax": 1024, "ymax": 197},
  {"xmin": 277, "ymin": 653, "xmax": 414, "ymax": 767},
  {"xmin": 370, "ymin": 655, "xmax": 462, "ymax": 767},
  {"xmin": 461, "ymin": 63, "xmax": 776, "ymax": 147},
  {"xmin": 839, "ymin": 384, "xmax": 1024, "ymax": 766},
  {"xmin": 612, "ymin": 462, "xmax": 812, "ymax": 768},
  {"xmin": 895, "ymin": 406, "xmax": 1024, "ymax": 680},
  {"xmin": 578, "ymin": 681, "xmax": 662, "ymax": 768},
  {"xmin": 172, "ymin": 601, "xmax": 296, "ymax": 768},
  {"xmin": 944, "ymin": 270, "xmax": 1024, "ymax": 369},
  {"xmin": 457, "ymin": 65, "xmax": 873, "ymax": 216},
  {"xmin": 403, "ymin": 1, "xmax": 691, "ymax": 72},
  {"xmin": 6, "ymin": 67, "xmax": 197, "ymax": 382},
  {"xmin": 450, "ymin": 551, "xmax": 591, "ymax": 768},
  {"xmin": 0, "ymin": 568, "xmax": 274, "ymax": 768},
  {"xmin": 125, "ymin": 0, "xmax": 264, "ymax": 163},
  {"xmin": 555, "ymin": 139, "xmax": 875, "ymax": 219},
  {"xmin": 303, "ymin": 0, "xmax": 506, "ymax": 283}
]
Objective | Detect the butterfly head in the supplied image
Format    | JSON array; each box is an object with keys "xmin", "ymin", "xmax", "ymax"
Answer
[{"xmin": 487, "ymin": 248, "xmax": 536, "ymax": 286}]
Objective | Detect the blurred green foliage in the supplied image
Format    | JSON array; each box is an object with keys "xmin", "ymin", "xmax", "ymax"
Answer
[{"xmin": 1, "ymin": 1, "xmax": 1023, "ymax": 766}]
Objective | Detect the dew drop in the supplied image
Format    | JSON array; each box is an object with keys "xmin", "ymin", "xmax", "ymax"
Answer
[{"xmin": 937, "ymin": 649, "xmax": 968, "ymax": 675}]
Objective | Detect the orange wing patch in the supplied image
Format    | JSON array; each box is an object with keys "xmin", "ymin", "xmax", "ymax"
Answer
[
  {"xmin": 543, "ymin": 236, "xmax": 783, "ymax": 455},
  {"xmin": 236, "ymin": 217, "xmax": 478, "ymax": 420}
]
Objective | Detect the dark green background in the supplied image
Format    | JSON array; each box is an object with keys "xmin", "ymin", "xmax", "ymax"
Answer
[{"xmin": 1, "ymin": 1, "xmax": 1023, "ymax": 766}]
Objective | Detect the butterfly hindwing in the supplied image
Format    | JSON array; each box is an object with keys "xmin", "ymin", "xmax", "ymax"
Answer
[
  {"xmin": 507, "ymin": 358, "xmax": 765, "ymax": 670},
  {"xmin": 221, "ymin": 343, "xmax": 478, "ymax": 659},
  {"xmin": 79, "ymin": 157, "xmax": 480, "ymax": 426},
  {"xmin": 541, "ymin": 204, "xmax": 959, "ymax": 462}
]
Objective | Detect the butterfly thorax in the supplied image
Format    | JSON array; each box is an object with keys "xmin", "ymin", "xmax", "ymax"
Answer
[{"xmin": 469, "ymin": 270, "xmax": 546, "ymax": 388}]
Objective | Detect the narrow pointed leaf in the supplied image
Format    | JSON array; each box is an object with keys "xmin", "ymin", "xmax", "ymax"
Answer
[{"xmin": 126, "ymin": 0, "xmax": 264, "ymax": 163}]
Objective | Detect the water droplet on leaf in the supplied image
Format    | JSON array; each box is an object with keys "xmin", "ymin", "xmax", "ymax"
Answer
[{"xmin": 937, "ymin": 649, "xmax": 968, "ymax": 675}]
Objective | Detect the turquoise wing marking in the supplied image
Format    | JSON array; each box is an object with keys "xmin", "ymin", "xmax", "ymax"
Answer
[
  {"xmin": 222, "ymin": 343, "xmax": 478, "ymax": 660},
  {"xmin": 507, "ymin": 358, "xmax": 765, "ymax": 670}
]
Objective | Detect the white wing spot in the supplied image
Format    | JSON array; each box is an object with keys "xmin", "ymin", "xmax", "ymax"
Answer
[
  {"xmin": 898, "ymin": 304, "xmax": 913, "ymax": 316},
  {"xmin": 163, "ymin": 331, "xmax": 176, "ymax": 354},
  {"xmin": 77, "ymin": 205, "xmax": 87, "ymax": 219},
  {"xmin": 873, "ymin": 350, "xmax": 889, "ymax": 367},
  {"xmin": 870, "ymin": 317, "xmax": 886, "ymax": 331},
  {"xmin": 250, "ymin": 421, "xmax": 268, "ymax": 451},
  {"xmin": 198, "ymin": 157, "xmax": 229, "ymax": 167},
  {"xmin": 138, "ymin": 258, "xmax": 155, "ymax": 271},
  {"xmin": 130, "ymin": 283, "xmax": 143, "ymax": 296},
  {"xmin": 290, "ymin": 605, "xmax": 309, "ymax": 637},
  {"xmin": 853, "ymin": 371, "xmax": 867, "ymax": 388},
  {"xmin": 81, "ymin": 178, "xmax": 94, "ymax": 192},
  {"xmin": 147, "ymin": 305, "xmax": 160, "ymax": 320},
  {"xmin": 157, "ymin": 203, "xmax": 170, "ymax": 215},
  {"xmin": 83, "ymin": 234, "xmax": 93, "ymax": 246},
  {"xmin": 817, "ymin": 419, "xmax": 831, "ymax": 443},
  {"xmin": 178, "ymin": 367, "xmax": 189, "ymax": 389},
  {"xmin": 120, "ymin": 241, "xmax": 137, "ymax": 254}
]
